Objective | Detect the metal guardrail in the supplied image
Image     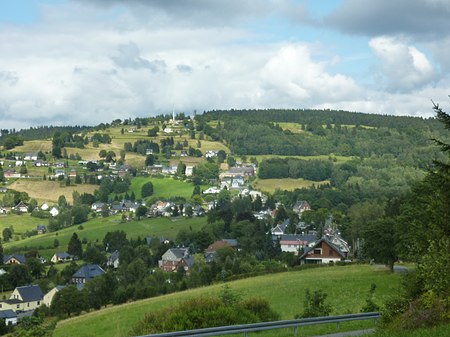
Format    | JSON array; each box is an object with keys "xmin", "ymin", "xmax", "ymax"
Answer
[{"xmin": 136, "ymin": 312, "xmax": 381, "ymax": 337}]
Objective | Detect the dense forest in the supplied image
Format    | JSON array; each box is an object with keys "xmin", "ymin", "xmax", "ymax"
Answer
[{"xmin": 197, "ymin": 109, "xmax": 447, "ymax": 164}]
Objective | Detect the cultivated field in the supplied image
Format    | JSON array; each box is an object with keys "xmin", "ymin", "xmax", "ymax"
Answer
[
  {"xmin": 8, "ymin": 180, "xmax": 97, "ymax": 204},
  {"xmin": 53, "ymin": 264, "xmax": 402, "ymax": 337}
]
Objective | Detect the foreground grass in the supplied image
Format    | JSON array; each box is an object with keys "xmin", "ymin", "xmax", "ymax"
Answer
[
  {"xmin": 53, "ymin": 264, "xmax": 401, "ymax": 337},
  {"xmin": 4, "ymin": 215, "xmax": 207, "ymax": 259},
  {"xmin": 369, "ymin": 323, "xmax": 450, "ymax": 337}
]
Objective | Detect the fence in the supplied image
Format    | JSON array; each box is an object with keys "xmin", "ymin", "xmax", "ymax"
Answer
[{"xmin": 136, "ymin": 312, "xmax": 381, "ymax": 337}]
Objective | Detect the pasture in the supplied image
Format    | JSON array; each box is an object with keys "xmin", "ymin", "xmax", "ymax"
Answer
[
  {"xmin": 3, "ymin": 215, "xmax": 207, "ymax": 259},
  {"xmin": 53, "ymin": 264, "xmax": 402, "ymax": 337}
]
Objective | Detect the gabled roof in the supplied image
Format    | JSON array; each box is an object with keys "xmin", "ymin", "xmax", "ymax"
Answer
[
  {"xmin": 167, "ymin": 248, "xmax": 189, "ymax": 259},
  {"xmin": 15, "ymin": 285, "xmax": 44, "ymax": 302},
  {"xmin": 0, "ymin": 309, "xmax": 17, "ymax": 319},
  {"xmin": 299, "ymin": 237, "xmax": 346, "ymax": 260},
  {"xmin": 54, "ymin": 252, "xmax": 72, "ymax": 259},
  {"xmin": 72, "ymin": 264, "xmax": 105, "ymax": 280},
  {"xmin": 3, "ymin": 254, "xmax": 26, "ymax": 264}
]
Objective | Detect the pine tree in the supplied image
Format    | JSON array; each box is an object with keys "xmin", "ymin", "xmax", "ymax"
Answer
[{"xmin": 68, "ymin": 232, "xmax": 82, "ymax": 258}]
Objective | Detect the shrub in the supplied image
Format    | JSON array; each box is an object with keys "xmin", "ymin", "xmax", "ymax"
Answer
[
  {"xmin": 130, "ymin": 288, "xmax": 279, "ymax": 335},
  {"xmin": 295, "ymin": 289, "xmax": 332, "ymax": 318}
]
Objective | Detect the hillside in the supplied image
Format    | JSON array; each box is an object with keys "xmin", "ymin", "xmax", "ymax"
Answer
[{"xmin": 53, "ymin": 264, "xmax": 401, "ymax": 337}]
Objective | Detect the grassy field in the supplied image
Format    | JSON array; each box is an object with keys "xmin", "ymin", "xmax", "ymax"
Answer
[
  {"xmin": 130, "ymin": 176, "xmax": 202, "ymax": 200},
  {"xmin": 277, "ymin": 122, "xmax": 303, "ymax": 133},
  {"xmin": 13, "ymin": 140, "xmax": 53, "ymax": 153},
  {"xmin": 254, "ymin": 178, "xmax": 330, "ymax": 193},
  {"xmin": 0, "ymin": 214, "xmax": 45, "ymax": 238},
  {"xmin": 53, "ymin": 264, "xmax": 402, "ymax": 337},
  {"xmin": 3, "ymin": 215, "xmax": 207, "ymax": 259},
  {"xmin": 8, "ymin": 180, "xmax": 97, "ymax": 204}
]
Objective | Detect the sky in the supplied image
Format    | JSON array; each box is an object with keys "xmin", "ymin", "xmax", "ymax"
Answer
[{"xmin": 1, "ymin": 0, "xmax": 450, "ymax": 130}]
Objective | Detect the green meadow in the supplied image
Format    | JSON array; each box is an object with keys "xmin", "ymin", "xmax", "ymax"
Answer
[
  {"xmin": 53, "ymin": 264, "xmax": 402, "ymax": 337},
  {"xmin": 4, "ymin": 215, "xmax": 207, "ymax": 260},
  {"xmin": 130, "ymin": 176, "xmax": 206, "ymax": 200},
  {"xmin": 0, "ymin": 214, "xmax": 45, "ymax": 238}
]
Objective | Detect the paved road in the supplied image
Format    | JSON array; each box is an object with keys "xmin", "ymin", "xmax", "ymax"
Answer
[{"xmin": 312, "ymin": 328, "xmax": 375, "ymax": 337}]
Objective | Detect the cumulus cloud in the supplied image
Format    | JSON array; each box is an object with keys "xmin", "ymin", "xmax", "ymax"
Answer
[
  {"xmin": 259, "ymin": 45, "xmax": 362, "ymax": 106},
  {"xmin": 0, "ymin": 0, "xmax": 449, "ymax": 129},
  {"xmin": 369, "ymin": 36, "xmax": 435, "ymax": 92},
  {"xmin": 111, "ymin": 42, "xmax": 166, "ymax": 72}
]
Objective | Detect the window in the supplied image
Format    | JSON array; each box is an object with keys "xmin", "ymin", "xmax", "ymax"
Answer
[
  {"xmin": 37, "ymin": 301, "xmax": 40, "ymax": 305},
  {"xmin": 314, "ymin": 248, "xmax": 322, "ymax": 255}
]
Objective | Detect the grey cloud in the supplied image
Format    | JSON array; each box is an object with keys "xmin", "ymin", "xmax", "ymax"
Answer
[
  {"xmin": 324, "ymin": 0, "xmax": 450, "ymax": 39},
  {"xmin": 0, "ymin": 71, "xmax": 19, "ymax": 86},
  {"xmin": 74, "ymin": 0, "xmax": 279, "ymax": 26},
  {"xmin": 177, "ymin": 64, "xmax": 193, "ymax": 73},
  {"xmin": 111, "ymin": 42, "xmax": 166, "ymax": 72}
]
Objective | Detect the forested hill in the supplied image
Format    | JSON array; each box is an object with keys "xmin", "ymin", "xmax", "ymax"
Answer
[
  {"xmin": 0, "ymin": 125, "xmax": 91, "ymax": 142},
  {"xmin": 201, "ymin": 109, "xmax": 441, "ymax": 130},
  {"xmin": 197, "ymin": 109, "xmax": 448, "ymax": 159}
]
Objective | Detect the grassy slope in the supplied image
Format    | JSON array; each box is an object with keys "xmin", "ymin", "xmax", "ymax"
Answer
[
  {"xmin": 4, "ymin": 215, "xmax": 207, "ymax": 259},
  {"xmin": 130, "ymin": 176, "xmax": 199, "ymax": 200},
  {"xmin": 0, "ymin": 214, "xmax": 46, "ymax": 238},
  {"xmin": 53, "ymin": 265, "xmax": 401, "ymax": 337}
]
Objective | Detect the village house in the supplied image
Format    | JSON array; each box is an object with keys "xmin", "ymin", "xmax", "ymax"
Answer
[
  {"xmin": 49, "ymin": 207, "xmax": 59, "ymax": 217},
  {"xmin": 159, "ymin": 247, "xmax": 194, "ymax": 274},
  {"xmin": 72, "ymin": 264, "xmax": 105, "ymax": 284},
  {"xmin": 0, "ymin": 309, "xmax": 17, "ymax": 326},
  {"xmin": 51, "ymin": 252, "xmax": 73, "ymax": 263},
  {"xmin": 219, "ymin": 166, "xmax": 255, "ymax": 179},
  {"xmin": 13, "ymin": 201, "xmax": 28, "ymax": 213},
  {"xmin": 24, "ymin": 153, "xmax": 38, "ymax": 161},
  {"xmin": 299, "ymin": 237, "xmax": 347, "ymax": 265},
  {"xmin": 0, "ymin": 285, "xmax": 44, "ymax": 313},
  {"xmin": 3, "ymin": 254, "xmax": 26, "ymax": 265},
  {"xmin": 43, "ymin": 286, "xmax": 65, "ymax": 308},
  {"xmin": 272, "ymin": 233, "xmax": 317, "ymax": 255},
  {"xmin": 106, "ymin": 250, "xmax": 120, "ymax": 269},
  {"xmin": 292, "ymin": 200, "xmax": 311, "ymax": 215},
  {"xmin": 37, "ymin": 224, "xmax": 47, "ymax": 234}
]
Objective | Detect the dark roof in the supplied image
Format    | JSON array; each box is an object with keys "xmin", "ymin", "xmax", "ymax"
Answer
[
  {"xmin": 272, "ymin": 234, "xmax": 316, "ymax": 243},
  {"xmin": 299, "ymin": 237, "xmax": 346, "ymax": 260},
  {"xmin": 169, "ymin": 248, "xmax": 190, "ymax": 259},
  {"xmin": 3, "ymin": 254, "xmax": 26, "ymax": 264},
  {"xmin": 72, "ymin": 264, "xmax": 105, "ymax": 281},
  {"xmin": 55, "ymin": 252, "xmax": 72, "ymax": 259},
  {"xmin": 16, "ymin": 285, "xmax": 44, "ymax": 302},
  {"xmin": 0, "ymin": 310, "xmax": 17, "ymax": 319}
]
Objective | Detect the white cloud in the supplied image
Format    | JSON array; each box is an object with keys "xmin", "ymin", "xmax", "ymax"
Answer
[
  {"xmin": 260, "ymin": 45, "xmax": 362, "ymax": 105},
  {"xmin": 369, "ymin": 36, "xmax": 435, "ymax": 92},
  {"xmin": 0, "ymin": 1, "xmax": 450, "ymax": 130}
]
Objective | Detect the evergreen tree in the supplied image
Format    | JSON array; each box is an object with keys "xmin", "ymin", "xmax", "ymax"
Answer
[{"xmin": 68, "ymin": 232, "xmax": 82, "ymax": 258}]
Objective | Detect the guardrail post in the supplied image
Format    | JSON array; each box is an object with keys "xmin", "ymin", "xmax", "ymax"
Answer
[
  {"xmin": 244, "ymin": 332, "xmax": 249, "ymax": 337},
  {"xmin": 294, "ymin": 326, "xmax": 298, "ymax": 336},
  {"xmin": 336, "ymin": 322, "xmax": 340, "ymax": 330}
]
